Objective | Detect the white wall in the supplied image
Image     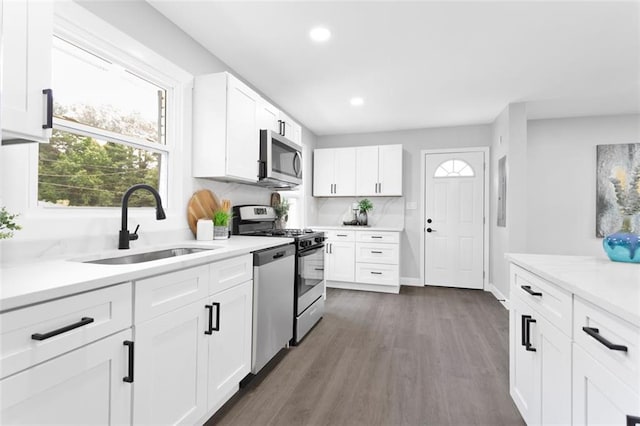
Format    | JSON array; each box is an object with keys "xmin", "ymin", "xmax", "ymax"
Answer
[
  {"xmin": 316, "ymin": 125, "xmax": 492, "ymax": 282},
  {"xmin": 489, "ymin": 103, "xmax": 527, "ymax": 301},
  {"xmin": 527, "ymin": 114, "xmax": 640, "ymax": 256}
]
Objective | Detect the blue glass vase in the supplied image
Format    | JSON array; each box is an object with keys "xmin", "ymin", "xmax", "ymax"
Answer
[{"xmin": 603, "ymin": 215, "xmax": 640, "ymax": 263}]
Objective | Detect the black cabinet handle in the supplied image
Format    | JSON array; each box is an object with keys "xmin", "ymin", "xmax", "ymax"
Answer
[
  {"xmin": 521, "ymin": 315, "xmax": 530, "ymax": 347},
  {"xmin": 525, "ymin": 317, "xmax": 537, "ymax": 352},
  {"xmin": 336, "ymin": 234, "xmax": 348, "ymax": 237},
  {"xmin": 205, "ymin": 305, "xmax": 214, "ymax": 335},
  {"xmin": 371, "ymin": 236, "xmax": 383, "ymax": 239},
  {"xmin": 211, "ymin": 302, "xmax": 220, "ymax": 331},
  {"xmin": 371, "ymin": 251, "xmax": 383, "ymax": 254},
  {"xmin": 123, "ymin": 340, "xmax": 134, "ymax": 383},
  {"xmin": 371, "ymin": 271, "xmax": 383, "ymax": 275},
  {"xmin": 521, "ymin": 285, "xmax": 542, "ymax": 297},
  {"xmin": 278, "ymin": 120, "xmax": 283, "ymax": 136},
  {"xmin": 582, "ymin": 327, "xmax": 628, "ymax": 352},
  {"xmin": 627, "ymin": 415, "xmax": 640, "ymax": 426},
  {"xmin": 31, "ymin": 317, "xmax": 94, "ymax": 340},
  {"xmin": 314, "ymin": 268, "xmax": 325, "ymax": 271},
  {"xmin": 521, "ymin": 315, "xmax": 536, "ymax": 351},
  {"xmin": 42, "ymin": 88, "xmax": 53, "ymax": 129}
]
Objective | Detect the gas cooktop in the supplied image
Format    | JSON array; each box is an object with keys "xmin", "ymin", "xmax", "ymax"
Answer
[{"xmin": 248, "ymin": 229, "xmax": 317, "ymax": 238}]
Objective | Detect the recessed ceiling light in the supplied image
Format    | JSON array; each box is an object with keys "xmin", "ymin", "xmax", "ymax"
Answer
[
  {"xmin": 350, "ymin": 97, "xmax": 364, "ymax": 106},
  {"xmin": 309, "ymin": 27, "xmax": 331, "ymax": 42}
]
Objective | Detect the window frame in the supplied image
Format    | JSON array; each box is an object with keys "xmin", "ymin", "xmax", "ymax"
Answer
[{"xmin": 25, "ymin": 1, "xmax": 193, "ymax": 218}]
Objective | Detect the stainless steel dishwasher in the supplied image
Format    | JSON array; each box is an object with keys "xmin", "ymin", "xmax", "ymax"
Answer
[{"xmin": 251, "ymin": 243, "xmax": 295, "ymax": 374}]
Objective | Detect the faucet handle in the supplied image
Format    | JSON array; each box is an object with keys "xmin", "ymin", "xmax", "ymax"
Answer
[{"xmin": 130, "ymin": 224, "xmax": 140, "ymax": 241}]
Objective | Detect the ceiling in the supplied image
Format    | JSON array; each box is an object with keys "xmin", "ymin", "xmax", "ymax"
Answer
[{"xmin": 148, "ymin": 1, "xmax": 639, "ymax": 136}]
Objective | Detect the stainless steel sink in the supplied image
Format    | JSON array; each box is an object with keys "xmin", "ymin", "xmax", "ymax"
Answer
[{"xmin": 83, "ymin": 247, "xmax": 214, "ymax": 265}]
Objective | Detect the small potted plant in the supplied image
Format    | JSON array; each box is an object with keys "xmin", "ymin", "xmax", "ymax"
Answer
[
  {"xmin": 0, "ymin": 207, "xmax": 22, "ymax": 239},
  {"xmin": 212, "ymin": 209, "xmax": 232, "ymax": 240},
  {"xmin": 274, "ymin": 198, "xmax": 289, "ymax": 229},
  {"xmin": 357, "ymin": 199, "xmax": 373, "ymax": 226}
]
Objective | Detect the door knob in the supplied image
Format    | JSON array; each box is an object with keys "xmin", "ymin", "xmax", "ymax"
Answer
[
  {"xmin": 427, "ymin": 218, "xmax": 432, "ymax": 224},
  {"xmin": 426, "ymin": 228, "xmax": 436, "ymax": 233}
]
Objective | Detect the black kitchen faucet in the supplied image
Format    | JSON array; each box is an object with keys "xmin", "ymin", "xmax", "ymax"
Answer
[{"xmin": 119, "ymin": 184, "xmax": 166, "ymax": 249}]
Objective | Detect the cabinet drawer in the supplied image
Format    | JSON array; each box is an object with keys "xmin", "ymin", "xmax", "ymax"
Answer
[
  {"xmin": 210, "ymin": 254, "xmax": 253, "ymax": 295},
  {"xmin": 355, "ymin": 263, "xmax": 399, "ymax": 286},
  {"xmin": 0, "ymin": 283, "xmax": 132, "ymax": 379},
  {"xmin": 355, "ymin": 243, "xmax": 399, "ymax": 265},
  {"xmin": 574, "ymin": 297, "xmax": 639, "ymax": 393},
  {"xmin": 356, "ymin": 231, "xmax": 399, "ymax": 244},
  {"xmin": 135, "ymin": 265, "xmax": 209, "ymax": 323},
  {"xmin": 510, "ymin": 265, "xmax": 572, "ymax": 336},
  {"xmin": 326, "ymin": 230, "xmax": 355, "ymax": 241}
]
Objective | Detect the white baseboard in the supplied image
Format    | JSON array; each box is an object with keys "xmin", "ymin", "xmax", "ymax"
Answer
[
  {"xmin": 400, "ymin": 277, "xmax": 422, "ymax": 287},
  {"xmin": 486, "ymin": 282, "xmax": 509, "ymax": 310}
]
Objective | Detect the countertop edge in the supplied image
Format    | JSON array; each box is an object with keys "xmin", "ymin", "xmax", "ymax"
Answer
[
  {"xmin": 311, "ymin": 225, "xmax": 404, "ymax": 232},
  {"xmin": 0, "ymin": 237, "xmax": 294, "ymax": 313},
  {"xmin": 506, "ymin": 253, "xmax": 640, "ymax": 328}
]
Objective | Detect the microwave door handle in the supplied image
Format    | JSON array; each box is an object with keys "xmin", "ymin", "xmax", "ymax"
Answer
[{"xmin": 293, "ymin": 151, "xmax": 302, "ymax": 177}]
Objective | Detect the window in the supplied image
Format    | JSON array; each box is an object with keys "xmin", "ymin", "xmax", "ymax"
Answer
[
  {"xmin": 38, "ymin": 36, "xmax": 169, "ymax": 207},
  {"xmin": 434, "ymin": 159, "xmax": 475, "ymax": 177}
]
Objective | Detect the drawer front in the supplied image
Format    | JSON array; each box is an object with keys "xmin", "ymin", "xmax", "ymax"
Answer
[
  {"xmin": 326, "ymin": 230, "xmax": 356, "ymax": 242},
  {"xmin": 356, "ymin": 231, "xmax": 399, "ymax": 244},
  {"xmin": 0, "ymin": 283, "xmax": 132, "ymax": 379},
  {"xmin": 574, "ymin": 297, "xmax": 639, "ymax": 393},
  {"xmin": 210, "ymin": 254, "xmax": 253, "ymax": 295},
  {"xmin": 135, "ymin": 265, "xmax": 209, "ymax": 323},
  {"xmin": 355, "ymin": 242, "xmax": 399, "ymax": 265},
  {"xmin": 355, "ymin": 263, "xmax": 399, "ymax": 286},
  {"xmin": 510, "ymin": 264, "xmax": 572, "ymax": 336}
]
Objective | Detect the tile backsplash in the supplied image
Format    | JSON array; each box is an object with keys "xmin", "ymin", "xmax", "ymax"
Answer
[{"xmin": 313, "ymin": 197, "xmax": 405, "ymax": 228}]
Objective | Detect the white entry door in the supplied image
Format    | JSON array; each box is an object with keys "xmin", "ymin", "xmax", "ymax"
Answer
[{"xmin": 424, "ymin": 151, "xmax": 485, "ymax": 289}]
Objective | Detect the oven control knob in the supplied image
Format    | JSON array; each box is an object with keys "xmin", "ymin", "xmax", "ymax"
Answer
[{"xmin": 315, "ymin": 237, "xmax": 324, "ymax": 243}]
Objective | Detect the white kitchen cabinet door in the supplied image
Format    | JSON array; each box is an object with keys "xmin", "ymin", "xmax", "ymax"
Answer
[
  {"xmin": 257, "ymin": 99, "xmax": 280, "ymax": 133},
  {"xmin": 355, "ymin": 146, "xmax": 379, "ymax": 196},
  {"xmin": 573, "ymin": 344, "xmax": 640, "ymax": 426},
  {"xmin": 333, "ymin": 147, "xmax": 357, "ymax": 196},
  {"xmin": 313, "ymin": 148, "xmax": 335, "ymax": 196},
  {"xmin": 378, "ymin": 144, "xmax": 403, "ymax": 195},
  {"xmin": 326, "ymin": 241, "xmax": 355, "ymax": 282},
  {"xmin": 1, "ymin": 0, "xmax": 53, "ymax": 143},
  {"xmin": 279, "ymin": 111, "xmax": 302, "ymax": 145},
  {"xmin": 509, "ymin": 298, "xmax": 537, "ymax": 425},
  {"xmin": 134, "ymin": 300, "xmax": 208, "ymax": 425},
  {"xmin": 226, "ymin": 75, "xmax": 260, "ymax": 181},
  {"xmin": 0, "ymin": 329, "xmax": 132, "ymax": 424},
  {"xmin": 207, "ymin": 281, "xmax": 253, "ymax": 413}
]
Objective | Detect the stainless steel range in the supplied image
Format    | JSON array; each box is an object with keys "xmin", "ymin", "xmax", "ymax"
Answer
[{"xmin": 232, "ymin": 205, "xmax": 326, "ymax": 345}]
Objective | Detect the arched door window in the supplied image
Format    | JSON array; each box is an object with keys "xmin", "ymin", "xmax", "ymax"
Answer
[{"xmin": 434, "ymin": 159, "xmax": 475, "ymax": 177}]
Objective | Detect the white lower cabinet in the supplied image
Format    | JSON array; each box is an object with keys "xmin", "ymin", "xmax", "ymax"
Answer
[
  {"xmin": 207, "ymin": 280, "xmax": 253, "ymax": 413},
  {"xmin": 133, "ymin": 300, "xmax": 209, "ymax": 425},
  {"xmin": 573, "ymin": 344, "xmax": 640, "ymax": 426},
  {"xmin": 0, "ymin": 329, "xmax": 132, "ymax": 424},
  {"xmin": 326, "ymin": 241, "xmax": 355, "ymax": 282}
]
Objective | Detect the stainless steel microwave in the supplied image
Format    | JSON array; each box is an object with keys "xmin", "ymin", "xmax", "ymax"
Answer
[{"xmin": 258, "ymin": 129, "xmax": 302, "ymax": 189}]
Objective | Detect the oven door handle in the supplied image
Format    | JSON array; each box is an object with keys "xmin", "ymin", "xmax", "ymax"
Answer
[{"xmin": 298, "ymin": 246, "xmax": 324, "ymax": 257}]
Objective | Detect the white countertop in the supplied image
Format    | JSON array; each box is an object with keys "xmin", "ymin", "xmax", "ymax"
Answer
[
  {"xmin": 506, "ymin": 253, "xmax": 640, "ymax": 327},
  {"xmin": 311, "ymin": 225, "xmax": 404, "ymax": 232},
  {"xmin": 0, "ymin": 236, "xmax": 293, "ymax": 312}
]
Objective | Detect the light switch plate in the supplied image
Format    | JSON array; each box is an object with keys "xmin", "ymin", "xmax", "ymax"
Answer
[{"xmin": 406, "ymin": 202, "xmax": 417, "ymax": 210}]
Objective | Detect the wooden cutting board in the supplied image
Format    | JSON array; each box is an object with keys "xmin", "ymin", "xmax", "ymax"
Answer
[{"xmin": 187, "ymin": 189, "xmax": 221, "ymax": 236}]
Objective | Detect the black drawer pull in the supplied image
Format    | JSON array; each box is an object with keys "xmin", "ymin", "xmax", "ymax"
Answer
[
  {"xmin": 371, "ymin": 271, "xmax": 383, "ymax": 275},
  {"xmin": 314, "ymin": 268, "xmax": 324, "ymax": 271},
  {"xmin": 521, "ymin": 285, "xmax": 542, "ymax": 297},
  {"xmin": 31, "ymin": 317, "xmax": 94, "ymax": 340},
  {"xmin": 627, "ymin": 415, "xmax": 640, "ymax": 426},
  {"xmin": 582, "ymin": 327, "xmax": 628, "ymax": 352},
  {"xmin": 123, "ymin": 340, "xmax": 134, "ymax": 383},
  {"xmin": 336, "ymin": 234, "xmax": 348, "ymax": 237},
  {"xmin": 371, "ymin": 251, "xmax": 383, "ymax": 254},
  {"xmin": 371, "ymin": 236, "xmax": 383, "ymax": 239}
]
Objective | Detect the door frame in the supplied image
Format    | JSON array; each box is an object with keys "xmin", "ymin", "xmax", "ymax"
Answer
[{"xmin": 420, "ymin": 147, "xmax": 490, "ymax": 289}]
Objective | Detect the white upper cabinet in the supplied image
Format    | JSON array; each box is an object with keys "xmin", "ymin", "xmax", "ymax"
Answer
[
  {"xmin": 193, "ymin": 72, "xmax": 303, "ymax": 183},
  {"xmin": 356, "ymin": 144, "xmax": 403, "ymax": 196},
  {"xmin": 313, "ymin": 147, "xmax": 357, "ymax": 197},
  {"xmin": 193, "ymin": 72, "xmax": 260, "ymax": 183},
  {"xmin": 278, "ymin": 111, "xmax": 302, "ymax": 145},
  {"xmin": 314, "ymin": 144, "xmax": 402, "ymax": 197},
  {"xmin": 1, "ymin": 0, "xmax": 53, "ymax": 144}
]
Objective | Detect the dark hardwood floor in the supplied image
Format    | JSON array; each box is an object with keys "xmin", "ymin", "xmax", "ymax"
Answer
[{"xmin": 207, "ymin": 286, "xmax": 525, "ymax": 426}]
